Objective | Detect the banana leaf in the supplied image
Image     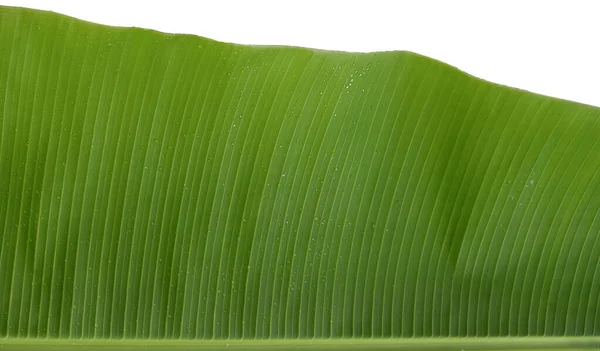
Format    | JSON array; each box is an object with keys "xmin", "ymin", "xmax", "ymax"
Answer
[{"xmin": 1, "ymin": 6, "xmax": 600, "ymax": 350}]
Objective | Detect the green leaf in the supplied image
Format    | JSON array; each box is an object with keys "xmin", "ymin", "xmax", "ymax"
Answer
[{"xmin": 1, "ymin": 5, "xmax": 600, "ymax": 350}]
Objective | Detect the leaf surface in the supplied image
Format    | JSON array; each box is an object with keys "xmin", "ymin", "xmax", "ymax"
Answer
[{"xmin": 1, "ymin": 6, "xmax": 600, "ymax": 350}]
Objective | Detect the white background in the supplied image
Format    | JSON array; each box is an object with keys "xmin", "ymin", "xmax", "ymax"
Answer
[{"xmin": 3, "ymin": 0, "xmax": 600, "ymax": 107}]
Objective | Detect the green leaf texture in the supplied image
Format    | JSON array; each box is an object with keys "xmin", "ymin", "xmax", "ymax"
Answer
[{"xmin": 1, "ymin": 6, "xmax": 600, "ymax": 349}]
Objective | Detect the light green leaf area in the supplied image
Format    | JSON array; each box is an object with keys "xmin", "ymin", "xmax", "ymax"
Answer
[{"xmin": 1, "ymin": 6, "xmax": 600, "ymax": 350}]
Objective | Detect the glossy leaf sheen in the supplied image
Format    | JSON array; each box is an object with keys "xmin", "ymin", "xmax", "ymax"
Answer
[{"xmin": 1, "ymin": 6, "xmax": 600, "ymax": 350}]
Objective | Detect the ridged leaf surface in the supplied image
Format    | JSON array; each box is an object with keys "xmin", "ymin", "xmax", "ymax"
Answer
[{"xmin": 1, "ymin": 6, "xmax": 600, "ymax": 350}]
